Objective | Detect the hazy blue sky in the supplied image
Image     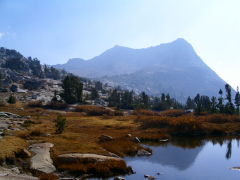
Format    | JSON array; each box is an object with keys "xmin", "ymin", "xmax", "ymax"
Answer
[{"xmin": 0, "ymin": 0, "xmax": 239, "ymax": 87}]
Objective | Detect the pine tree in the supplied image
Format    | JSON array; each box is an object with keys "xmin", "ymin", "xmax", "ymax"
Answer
[
  {"xmin": 210, "ymin": 96, "xmax": 218, "ymax": 113},
  {"xmin": 140, "ymin": 92, "xmax": 149, "ymax": 109},
  {"xmin": 194, "ymin": 94, "xmax": 202, "ymax": 114},
  {"xmin": 225, "ymin": 84, "xmax": 235, "ymax": 114},
  {"xmin": 108, "ymin": 89, "xmax": 120, "ymax": 108},
  {"xmin": 235, "ymin": 87, "xmax": 240, "ymax": 114},
  {"xmin": 91, "ymin": 87, "xmax": 99, "ymax": 100},
  {"xmin": 61, "ymin": 75, "xmax": 83, "ymax": 104},
  {"xmin": 186, "ymin": 96, "xmax": 195, "ymax": 109},
  {"xmin": 217, "ymin": 89, "xmax": 224, "ymax": 113}
]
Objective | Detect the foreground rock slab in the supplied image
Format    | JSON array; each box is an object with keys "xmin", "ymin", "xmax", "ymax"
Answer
[
  {"xmin": 29, "ymin": 142, "xmax": 56, "ymax": 174},
  {"xmin": 58, "ymin": 153, "xmax": 124, "ymax": 162},
  {"xmin": 0, "ymin": 167, "xmax": 38, "ymax": 180}
]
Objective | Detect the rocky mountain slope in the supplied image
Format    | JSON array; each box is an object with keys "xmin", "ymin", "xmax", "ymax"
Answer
[
  {"xmin": 0, "ymin": 47, "xmax": 67, "ymax": 87},
  {"xmin": 54, "ymin": 38, "xmax": 226, "ymax": 101}
]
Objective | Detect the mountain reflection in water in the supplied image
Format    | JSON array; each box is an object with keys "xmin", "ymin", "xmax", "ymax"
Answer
[{"xmin": 122, "ymin": 137, "xmax": 240, "ymax": 180}]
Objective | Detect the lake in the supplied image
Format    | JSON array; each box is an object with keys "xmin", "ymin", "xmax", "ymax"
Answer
[{"xmin": 120, "ymin": 137, "xmax": 240, "ymax": 180}]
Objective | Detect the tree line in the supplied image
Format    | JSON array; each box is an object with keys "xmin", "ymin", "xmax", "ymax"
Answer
[
  {"xmin": 186, "ymin": 84, "xmax": 240, "ymax": 114},
  {"xmin": 61, "ymin": 74, "xmax": 183, "ymax": 111}
]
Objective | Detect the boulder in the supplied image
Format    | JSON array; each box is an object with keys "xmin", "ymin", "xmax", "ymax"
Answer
[
  {"xmin": 133, "ymin": 137, "xmax": 141, "ymax": 143},
  {"xmin": 144, "ymin": 174, "xmax": 157, "ymax": 180},
  {"xmin": 29, "ymin": 143, "xmax": 56, "ymax": 173}
]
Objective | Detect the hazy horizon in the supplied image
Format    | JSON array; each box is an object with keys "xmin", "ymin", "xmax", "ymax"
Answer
[{"xmin": 0, "ymin": 0, "xmax": 239, "ymax": 88}]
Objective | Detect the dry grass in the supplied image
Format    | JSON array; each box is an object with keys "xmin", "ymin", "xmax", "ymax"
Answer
[
  {"xmin": 160, "ymin": 109, "xmax": 186, "ymax": 117},
  {"xmin": 27, "ymin": 101, "xmax": 43, "ymax": 108},
  {"xmin": 133, "ymin": 109, "xmax": 159, "ymax": 116},
  {"xmin": 55, "ymin": 158, "xmax": 131, "ymax": 177},
  {"xmin": 136, "ymin": 113, "xmax": 240, "ymax": 136},
  {"xmin": 100, "ymin": 137, "xmax": 151, "ymax": 157},
  {"xmin": 74, "ymin": 105, "xmax": 123, "ymax": 116},
  {"xmin": 0, "ymin": 136, "xmax": 28, "ymax": 161}
]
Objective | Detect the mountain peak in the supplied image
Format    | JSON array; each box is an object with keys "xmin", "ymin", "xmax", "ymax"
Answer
[{"xmin": 171, "ymin": 38, "xmax": 191, "ymax": 46}]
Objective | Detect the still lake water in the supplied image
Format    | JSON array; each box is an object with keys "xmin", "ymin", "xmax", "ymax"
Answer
[
  {"xmin": 95, "ymin": 138, "xmax": 240, "ymax": 180},
  {"xmin": 122, "ymin": 138, "xmax": 240, "ymax": 180}
]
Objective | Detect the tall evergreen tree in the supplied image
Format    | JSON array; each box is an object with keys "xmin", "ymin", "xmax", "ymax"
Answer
[
  {"xmin": 108, "ymin": 89, "xmax": 120, "ymax": 108},
  {"xmin": 194, "ymin": 94, "xmax": 202, "ymax": 114},
  {"xmin": 186, "ymin": 96, "xmax": 195, "ymax": 109},
  {"xmin": 217, "ymin": 89, "xmax": 224, "ymax": 113},
  {"xmin": 210, "ymin": 96, "xmax": 218, "ymax": 113},
  {"xmin": 140, "ymin": 92, "xmax": 150, "ymax": 109},
  {"xmin": 61, "ymin": 75, "xmax": 83, "ymax": 104},
  {"xmin": 235, "ymin": 87, "xmax": 240, "ymax": 114},
  {"xmin": 225, "ymin": 84, "xmax": 235, "ymax": 114},
  {"xmin": 91, "ymin": 87, "xmax": 99, "ymax": 100}
]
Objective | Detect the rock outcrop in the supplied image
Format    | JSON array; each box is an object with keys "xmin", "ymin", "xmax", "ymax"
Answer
[
  {"xmin": 29, "ymin": 143, "xmax": 56, "ymax": 174},
  {"xmin": 57, "ymin": 153, "xmax": 123, "ymax": 163}
]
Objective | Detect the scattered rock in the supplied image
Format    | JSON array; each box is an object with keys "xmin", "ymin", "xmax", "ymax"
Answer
[
  {"xmin": 99, "ymin": 134, "xmax": 114, "ymax": 142},
  {"xmin": 114, "ymin": 176, "xmax": 126, "ymax": 180},
  {"xmin": 144, "ymin": 174, "xmax": 157, "ymax": 180},
  {"xmin": 133, "ymin": 137, "xmax": 141, "ymax": 143},
  {"xmin": 10, "ymin": 167, "xmax": 20, "ymax": 174},
  {"xmin": 159, "ymin": 139, "xmax": 169, "ymax": 142},
  {"xmin": 231, "ymin": 167, "xmax": 240, "ymax": 171},
  {"xmin": 29, "ymin": 143, "xmax": 56, "ymax": 173},
  {"xmin": 137, "ymin": 149, "xmax": 152, "ymax": 156},
  {"xmin": 0, "ymin": 123, "xmax": 9, "ymax": 130},
  {"xmin": 126, "ymin": 134, "xmax": 132, "ymax": 138},
  {"xmin": 0, "ymin": 112, "xmax": 21, "ymax": 118}
]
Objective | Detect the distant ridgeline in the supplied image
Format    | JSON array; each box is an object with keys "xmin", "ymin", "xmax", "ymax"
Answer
[{"xmin": 0, "ymin": 47, "xmax": 67, "ymax": 86}]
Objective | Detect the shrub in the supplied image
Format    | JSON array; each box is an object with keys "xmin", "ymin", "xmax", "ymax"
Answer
[
  {"xmin": 136, "ymin": 116, "xmax": 172, "ymax": 129},
  {"xmin": 7, "ymin": 94, "xmax": 17, "ymax": 104},
  {"xmin": 160, "ymin": 109, "xmax": 186, "ymax": 117},
  {"xmin": 75, "ymin": 105, "xmax": 115, "ymax": 116},
  {"xmin": 170, "ymin": 116, "xmax": 203, "ymax": 135},
  {"xmin": 55, "ymin": 115, "xmax": 67, "ymax": 134},
  {"xmin": 30, "ymin": 129, "xmax": 45, "ymax": 136},
  {"xmin": 198, "ymin": 114, "xmax": 240, "ymax": 124},
  {"xmin": 132, "ymin": 109, "xmax": 159, "ymax": 116},
  {"xmin": 56, "ymin": 158, "xmax": 132, "ymax": 178},
  {"xmin": 45, "ymin": 101, "xmax": 68, "ymax": 110},
  {"xmin": 27, "ymin": 101, "xmax": 43, "ymax": 108}
]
